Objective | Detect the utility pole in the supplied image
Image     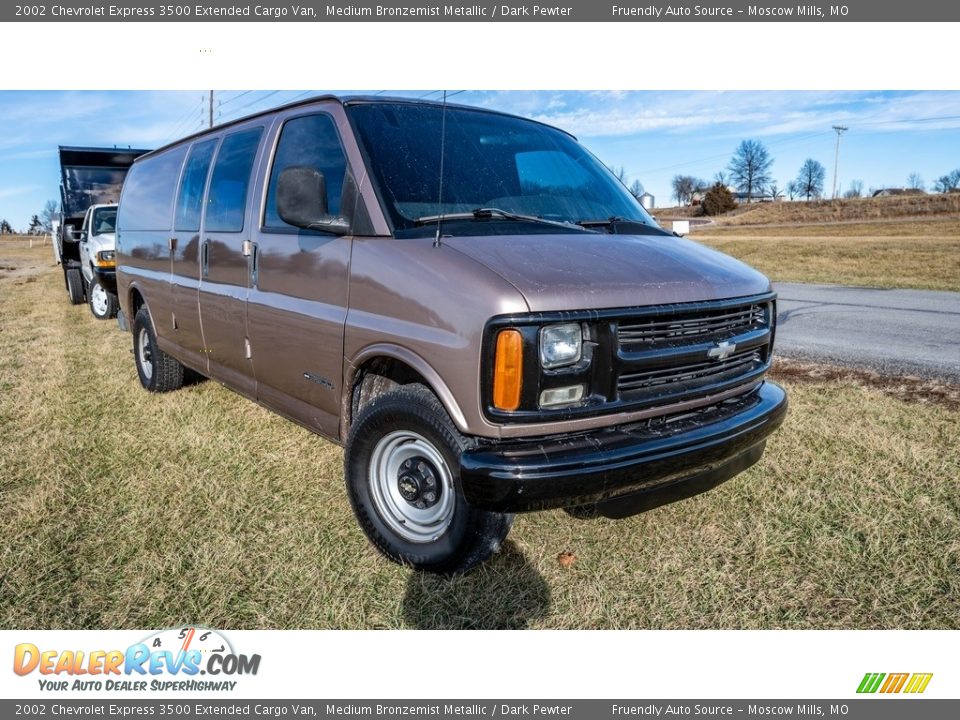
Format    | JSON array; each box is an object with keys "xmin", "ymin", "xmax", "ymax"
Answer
[
  {"xmin": 208, "ymin": 90, "xmax": 214, "ymax": 128},
  {"xmin": 831, "ymin": 125, "xmax": 848, "ymax": 199}
]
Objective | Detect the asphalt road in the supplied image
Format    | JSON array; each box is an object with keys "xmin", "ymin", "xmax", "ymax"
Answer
[{"xmin": 772, "ymin": 282, "xmax": 960, "ymax": 383}]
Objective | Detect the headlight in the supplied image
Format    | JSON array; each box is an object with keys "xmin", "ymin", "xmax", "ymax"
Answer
[
  {"xmin": 95, "ymin": 250, "xmax": 116, "ymax": 266},
  {"xmin": 539, "ymin": 323, "xmax": 582, "ymax": 369}
]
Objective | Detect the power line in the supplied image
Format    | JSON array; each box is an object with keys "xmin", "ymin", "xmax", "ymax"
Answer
[
  {"xmin": 217, "ymin": 90, "xmax": 282, "ymax": 123},
  {"xmin": 217, "ymin": 90, "xmax": 254, "ymax": 108},
  {"xmin": 160, "ymin": 94, "xmax": 206, "ymax": 146}
]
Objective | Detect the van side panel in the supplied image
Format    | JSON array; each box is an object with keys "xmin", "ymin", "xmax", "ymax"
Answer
[
  {"xmin": 117, "ymin": 146, "xmax": 189, "ymax": 338},
  {"xmin": 196, "ymin": 125, "xmax": 265, "ymax": 397},
  {"xmin": 171, "ymin": 138, "xmax": 219, "ymax": 372}
]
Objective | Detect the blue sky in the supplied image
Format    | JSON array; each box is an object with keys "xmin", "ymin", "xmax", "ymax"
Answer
[{"xmin": 1, "ymin": 90, "xmax": 959, "ymax": 229}]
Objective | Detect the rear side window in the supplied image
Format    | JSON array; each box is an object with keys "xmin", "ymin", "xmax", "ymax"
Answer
[
  {"xmin": 205, "ymin": 127, "xmax": 263, "ymax": 233},
  {"xmin": 118, "ymin": 147, "xmax": 188, "ymax": 231},
  {"xmin": 175, "ymin": 139, "xmax": 217, "ymax": 232},
  {"xmin": 264, "ymin": 113, "xmax": 347, "ymax": 229}
]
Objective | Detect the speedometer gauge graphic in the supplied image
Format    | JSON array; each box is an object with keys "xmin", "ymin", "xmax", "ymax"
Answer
[{"xmin": 140, "ymin": 626, "xmax": 234, "ymax": 659}]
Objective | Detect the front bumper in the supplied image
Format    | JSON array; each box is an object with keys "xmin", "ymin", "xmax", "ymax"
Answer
[{"xmin": 460, "ymin": 380, "xmax": 787, "ymax": 518}]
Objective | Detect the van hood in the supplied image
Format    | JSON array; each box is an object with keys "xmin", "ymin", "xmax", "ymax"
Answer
[{"xmin": 444, "ymin": 232, "xmax": 772, "ymax": 312}]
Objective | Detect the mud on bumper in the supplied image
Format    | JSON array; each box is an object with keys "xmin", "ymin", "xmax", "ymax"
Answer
[{"xmin": 459, "ymin": 381, "xmax": 787, "ymax": 518}]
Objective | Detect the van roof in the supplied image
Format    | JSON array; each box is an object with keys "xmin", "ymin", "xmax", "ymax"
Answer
[{"xmin": 138, "ymin": 94, "xmax": 574, "ymax": 162}]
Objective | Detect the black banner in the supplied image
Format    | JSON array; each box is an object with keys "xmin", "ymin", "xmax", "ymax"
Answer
[{"xmin": 5, "ymin": 0, "xmax": 960, "ymax": 22}]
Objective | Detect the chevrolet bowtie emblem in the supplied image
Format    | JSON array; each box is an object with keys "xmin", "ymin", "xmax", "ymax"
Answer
[{"xmin": 707, "ymin": 340, "xmax": 736, "ymax": 360}]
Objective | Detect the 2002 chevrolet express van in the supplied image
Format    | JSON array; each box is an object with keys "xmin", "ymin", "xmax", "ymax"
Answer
[{"xmin": 116, "ymin": 96, "xmax": 787, "ymax": 573}]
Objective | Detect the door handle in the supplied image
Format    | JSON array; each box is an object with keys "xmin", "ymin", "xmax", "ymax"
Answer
[{"xmin": 201, "ymin": 239, "xmax": 210, "ymax": 279}]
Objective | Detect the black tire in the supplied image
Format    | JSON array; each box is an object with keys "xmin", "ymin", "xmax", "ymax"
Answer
[
  {"xmin": 87, "ymin": 278, "xmax": 118, "ymax": 320},
  {"xmin": 65, "ymin": 267, "xmax": 85, "ymax": 305},
  {"xmin": 345, "ymin": 384, "xmax": 513, "ymax": 574},
  {"xmin": 132, "ymin": 307, "xmax": 184, "ymax": 393}
]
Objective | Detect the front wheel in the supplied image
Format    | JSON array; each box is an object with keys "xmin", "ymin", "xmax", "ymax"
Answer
[
  {"xmin": 132, "ymin": 307, "xmax": 184, "ymax": 393},
  {"xmin": 345, "ymin": 385, "xmax": 513, "ymax": 574},
  {"xmin": 88, "ymin": 278, "xmax": 118, "ymax": 320}
]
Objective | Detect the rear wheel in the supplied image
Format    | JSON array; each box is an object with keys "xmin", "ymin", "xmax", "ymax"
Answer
[
  {"xmin": 88, "ymin": 278, "xmax": 118, "ymax": 320},
  {"xmin": 65, "ymin": 267, "xmax": 84, "ymax": 305},
  {"xmin": 133, "ymin": 307, "xmax": 184, "ymax": 393},
  {"xmin": 345, "ymin": 384, "xmax": 513, "ymax": 574}
]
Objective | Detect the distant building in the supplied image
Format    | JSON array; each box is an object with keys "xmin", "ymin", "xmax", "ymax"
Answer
[
  {"xmin": 872, "ymin": 188, "xmax": 926, "ymax": 197},
  {"xmin": 639, "ymin": 192, "xmax": 655, "ymax": 210},
  {"xmin": 733, "ymin": 190, "xmax": 775, "ymax": 203}
]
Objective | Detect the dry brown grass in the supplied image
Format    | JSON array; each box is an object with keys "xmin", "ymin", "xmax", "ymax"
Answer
[
  {"xmin": 660, "ymin": 193, "xmax": 960, "ymax": 226},
  {"xmin": 1, "ymin": 244, "xmax": 958, "ymax": 629},
  {"xmin": 691, "ymin": 231, "xmax": 960, "ymax": 291}
]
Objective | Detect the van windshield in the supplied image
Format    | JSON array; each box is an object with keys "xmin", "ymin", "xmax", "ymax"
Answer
[{"xmin": 348, "ymin": 102, "xmax": 657, "ymax": 236}]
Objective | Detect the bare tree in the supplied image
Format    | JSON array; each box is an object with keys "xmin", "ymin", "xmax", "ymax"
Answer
[
  {"xmin": 27, "ymin": 215, "xmax": 43, "ymax": 234},
  {"xmin": 785, "ymin": 180, "xmax": 799, "ymax": 201},
  {"xmin": 610, "ymin": 165, "xmax": 628, "ymax": 183},
  {"xmin": 671, "ymin": 175, "xmax": 700, "ymax": 205},
  {"xmin": 728, "ymin": 140, "xmax": 773, "ymax": 201},
  {"xmin": 795, "ymin": 158, "xmax": 827, "ymax": 200},
  {"xmin": 844, "ymin": 179, "xmax": 864, "ymax": 199},
  {"xmin": 907, "ymin": 172, "xmax": 925, "ymax": 191},
  {"xmin": 768, "ymin": 182, "xmax": 783, "ymax": 201},
  {"xmin": 628, "ymin": 179, "xmax": 645, "ymax": 200},
  {"xmin": 40, "ymin": 199, "xmax": 58, "ymax": 232},
  {"xmin": 933, "ymin": 169, "xmax": 960, "ymax": 193},
  {"xmin": 713, "ymin": 170, "xmax": 727, "ymax": 186},
  {"xmin": 0, "ymin": 219, "xmax": 13, "ymax": 235}
]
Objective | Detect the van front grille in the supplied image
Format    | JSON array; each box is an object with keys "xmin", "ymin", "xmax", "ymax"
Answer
[
  {"xmin": 610, "ymin": 298, "xmax": 774, "ymax": 409},
  {"xmin": 618, "ymin": 303, "xmax": 766, "ymax": 349},
  {"xmin": 618, "ymin": 349, "xmax": 765, "ymax": 399}
]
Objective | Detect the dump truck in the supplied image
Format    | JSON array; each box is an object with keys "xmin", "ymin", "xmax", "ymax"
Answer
[{"xmin": 55, "ymin": 146, "xmax": 149, "ymax": 314}]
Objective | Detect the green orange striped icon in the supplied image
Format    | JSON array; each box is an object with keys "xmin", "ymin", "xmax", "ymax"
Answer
[{"xmin": 857, "ymin": 672, "xmax": 933, "ymax": 694}]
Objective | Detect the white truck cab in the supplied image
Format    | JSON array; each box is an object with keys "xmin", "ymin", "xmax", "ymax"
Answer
[{"xmin": 78, "ymin": 203, "xmax": 119, "ymax": 319}]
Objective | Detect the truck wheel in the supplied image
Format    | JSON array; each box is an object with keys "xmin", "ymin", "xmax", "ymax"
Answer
[
  {"xmin": 345, "ymin": 384, "xmax": 513, "ymax": 574},
  {"xmin": 132, "ymin": 307, "xmax": 184, "ymax": 393},
  {"xmin": 88, "ymin": 279, "xmax": 118, "ymax": 320},
  {"xmin": 66, "ymin": 268, "xmax": 85, "ymax": 305}
]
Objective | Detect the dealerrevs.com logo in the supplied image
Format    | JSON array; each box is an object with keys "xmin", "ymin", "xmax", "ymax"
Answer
[{"xmin": 13, "ymin": 627, "xmax": 260, "ymax": 692}]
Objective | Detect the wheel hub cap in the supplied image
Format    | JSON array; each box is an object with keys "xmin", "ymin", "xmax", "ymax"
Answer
[
  {"xmin": 368, "ymin": 431, "xmax": 455, "ymax": 543},
  {"xmin": 91, "ymin": 283, "xmax": 108, "ymax": 315},
  {"xmin": 397, "ymin": 457, "xmax": 441, "ymax": 509}
]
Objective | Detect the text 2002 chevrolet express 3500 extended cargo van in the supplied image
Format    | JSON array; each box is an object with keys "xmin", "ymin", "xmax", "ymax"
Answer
[{"xmin": 116, "ymin": 96, "xmax": 787, "ymax": 573}]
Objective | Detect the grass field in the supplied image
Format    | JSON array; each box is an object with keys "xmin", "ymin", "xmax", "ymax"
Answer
[
  {"xmin": 692, "ymin": 231, "xmax": 960, "ymax": 291},
  {"xmin": 659, "ymin": 194, "xmax": 960, "ymax": 290},
  {"xmin": 1, "ymin": 241, "xmax": 958, "ymax": 629}
]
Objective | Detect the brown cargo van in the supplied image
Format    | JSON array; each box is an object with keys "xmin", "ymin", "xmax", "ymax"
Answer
[{"xmin": 116, "ymin": 96, "xmax": 787, "ymax": 573}]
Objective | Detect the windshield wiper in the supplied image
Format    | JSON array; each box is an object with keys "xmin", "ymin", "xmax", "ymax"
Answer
[
  {"xmin": 577, "ymin": 216, "xmax": 660, "ymax": 234},
  {"xmin": 415, "ymin": 207, "xmax": 588, "ymax": 231}
]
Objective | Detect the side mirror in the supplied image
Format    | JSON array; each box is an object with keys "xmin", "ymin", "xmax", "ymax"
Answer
[
  {"xmin": 276, "ymin": 166, "xmax": 350, "ymax": 235},
  {"xmin": 63, "ymin": 224, "xmax": 79, "ymax": 242}
]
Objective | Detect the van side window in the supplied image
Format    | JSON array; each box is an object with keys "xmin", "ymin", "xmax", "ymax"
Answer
[
  {"xmin": 118, "ymin": 146, "xmax": 188, "ymax": 232},
  {"xmin": 205, "ymin": 127, "xmax": 263, "ymax": 233},
  {"xmin": 175, "ymin": 139, "xmax": 217, "ymax": 232},
  {"xmin": 264, "ymin": 114, "xmax": 348, "ymax": 230}
]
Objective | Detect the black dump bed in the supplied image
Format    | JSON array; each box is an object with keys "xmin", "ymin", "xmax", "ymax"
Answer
[{"xmin": 59, "ymin": 146, "xmax": 150, "ymax": 225}]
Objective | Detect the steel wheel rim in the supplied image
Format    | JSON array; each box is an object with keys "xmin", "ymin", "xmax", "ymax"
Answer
[
  {"xmin": 91, "ymin": 283, "xmax": 108, "ymax": 316},
  {"xmin": 137, "ymin": 327, "xmax": 153, "ymax": 381},
  {"xmin": 368, "ymin": 430, "xmax": 455, "ymax": 544}
]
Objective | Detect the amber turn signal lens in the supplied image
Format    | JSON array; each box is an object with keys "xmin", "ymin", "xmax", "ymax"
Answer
[{"xmin": 493, "ymin": 329, "xmax": 523, "ymax": 411}]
